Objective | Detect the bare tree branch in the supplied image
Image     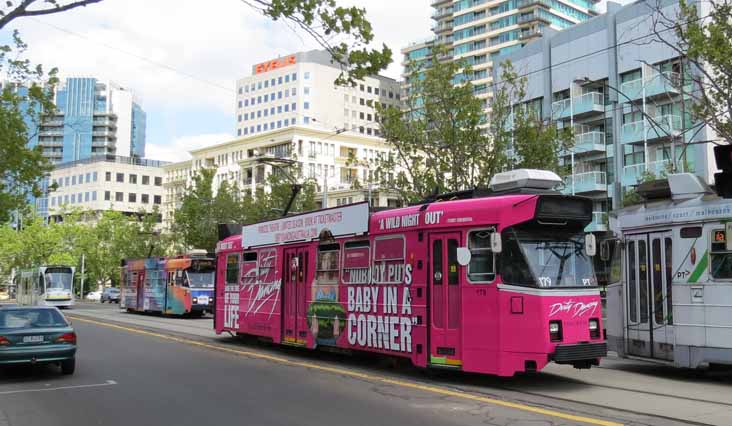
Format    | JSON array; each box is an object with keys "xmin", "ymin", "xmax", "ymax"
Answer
[{"xmin": 0, "ymin": 0, "xmax": 104, "ymax": 30}]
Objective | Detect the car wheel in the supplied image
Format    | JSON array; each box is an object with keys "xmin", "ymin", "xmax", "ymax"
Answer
[{"xmin": 61, "ymin": 358, "xmax": 75, "ymax": 375}]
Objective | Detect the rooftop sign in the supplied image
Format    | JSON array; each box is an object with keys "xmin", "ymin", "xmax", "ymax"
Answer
[
  {"xmin": 255, "ymin": 55, "xmax": 297, "ymax": 74},
  {"xmin": 242, "ymin": 203, "xmax": 369, "ymax": 248}
]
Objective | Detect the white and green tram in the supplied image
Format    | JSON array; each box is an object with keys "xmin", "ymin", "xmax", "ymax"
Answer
[
  {"xmin": 606, "ymin": 173, "xmax": 732, "ymax": 369},
  {"xmin": 14, "ymin": 265, "xmax": 75, "ymax": 308}
]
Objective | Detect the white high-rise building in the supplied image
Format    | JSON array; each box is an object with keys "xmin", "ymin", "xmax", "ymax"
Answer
[{"xmin": 235, "ymin": 50, "xmax": 401, "ymax": 138}]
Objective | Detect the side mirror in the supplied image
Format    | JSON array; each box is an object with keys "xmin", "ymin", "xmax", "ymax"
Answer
[
  {"xmin": 585, "ymin": 233, "xmax": 597, "ymax": 257},
  {"xmin": 456, "ymin": 247, "xmax": 471, "ymax": 266},
  {"xmin": 491, "ymin": 232, "xmax": 502, "ymax": 253}
]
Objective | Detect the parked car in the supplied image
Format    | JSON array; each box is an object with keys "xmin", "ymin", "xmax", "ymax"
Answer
[
  {"xmin": 0, "ymin": 306, "xmax": 77, "ymax": 374},
  {"xmin": 100, "ymin": 287, "xmax": 120, "ymax": 304},
  {"xmin": 85, "ymin": 291, "xmax": 101, "ymax": 302}
]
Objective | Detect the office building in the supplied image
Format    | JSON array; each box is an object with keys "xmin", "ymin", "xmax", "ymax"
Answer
[
  {"xmin": 162, "ymin": 126, "xmax": 401, "ymax": 229},
  {"xmin": 235, "ymin": 50, "xmax": 401, "ymax": 138},
  {"xmin": 30, "ymin": 77, "xmax": 147, "ymax": 164},
  {"xmin": 48, "ymin": 155, "xmax": 166, "ymax": 223},
  {"xmin": 493, "ymin": 0, "xmax": 718, "ymax": 233}
]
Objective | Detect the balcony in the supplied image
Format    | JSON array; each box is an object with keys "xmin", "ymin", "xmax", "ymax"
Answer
[
  {"xmin": 519, "ymin": 27, "xmax": 543, "ymax": 40},
  {"xmin": 518, "ymin": 10, "xmax": 549, "ymax": 24},
  {"xmin": 573, "ymin": 131, "xmax": 606, "ymax": 155},
  {"xmin": 432, "ymin": 21, "xmax": 453, "ymax": 33},
  {"xmin": 619, "ymin": 71, "xmax": 682, "ymax": 102},
  {"xmin": 573, "ymin": 92, "xmax": 605, "ymax": 117},
  {"xmin": 551, "ymin": 98, "xmax": 571, "ymax": 120},
  {"xmin": 517, "ymin": 0, "xmax": 553, "ymax": 8},
  {"xmin": 431, "ymin": 7, "xmax": 452, "ymax": 19},
  {"xmin": 562, "ymin": 171, "xmax": 607, "ymax": 194},
  {"xmin": 622, "ymin": 160, "xmax": 671, "ymax": 186},
  {"xmin": 621, "ymin": 115, "xmax": 683, "ymax": 144},
  {"xmin": 586, "ymin": 211, "xmax": 608, "ymax": 233},
  {"xmin": 431, "ymin": 0, "xmax": 451, "ymax": 6}
]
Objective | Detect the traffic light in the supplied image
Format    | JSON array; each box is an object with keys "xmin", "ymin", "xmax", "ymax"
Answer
[{"xmin": 714, "ymin": 145, "xmax": 732, "ymax": 198}]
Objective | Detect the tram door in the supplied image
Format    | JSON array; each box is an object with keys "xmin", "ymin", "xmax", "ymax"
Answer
[
  {"xmin": 283, "ymin": 247, "xmax": 308, "ymax": 345},
  {"xmin": 626, "ymin": 232, "xmax": 674, "ymax": 360},
  {"xmin": 429, "ymin": 232, "xmax": 462, "ymax": 366}
]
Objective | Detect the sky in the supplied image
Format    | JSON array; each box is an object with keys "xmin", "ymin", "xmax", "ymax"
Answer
[{"xmin": 5, "ymin": 0, "xmax": 436, "ymax": 163}]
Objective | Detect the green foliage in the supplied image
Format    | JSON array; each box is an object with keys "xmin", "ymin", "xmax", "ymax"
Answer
[
  {"xmin": 251, "ymin": 0, "xmax": 391, "ymax": 84},
  {"xmin": 493, "ymin": 61, "xmax": 572, "ymax": 175},
  {"xmin": 0, "ymin": 210, "xmax": 164, "ymax": 293},
  {"xmin": 0, "ymin": 31, "xmax": 57, "ymax": 223},
  {"xmin": 173, "ymin": 166, "xmax": 317, "ymax": 252},
  {"xmin": 376, "ymin": 45, "xmax": 497, "ymax": 202},
  {"xmin": 377, "ymin": 52, "xmax": 570, "ymax": 203}
]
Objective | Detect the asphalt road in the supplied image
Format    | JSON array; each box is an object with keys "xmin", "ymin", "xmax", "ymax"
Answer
[{"xmin": 0, "ymin": 314, "xmax": 593, "ymax": 426}]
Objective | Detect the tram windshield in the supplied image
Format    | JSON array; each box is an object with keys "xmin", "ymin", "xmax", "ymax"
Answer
[
  {"xmin": 500, "ymin": 228, "xmax": 597, "ymax": 288},
  {"xmin": 186, "ymin": 271, "xmax": 215, "ymax": 288},
  {"xmin": 44, "ymin": 268, "xmax": 73, "ymax": 291}
]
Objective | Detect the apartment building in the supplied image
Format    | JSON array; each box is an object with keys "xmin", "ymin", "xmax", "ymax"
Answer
[
  {"xmin": 235, "ymin": 50, "xmax": 401, "ymax": 138},
  {"xmin": 47, "ymin": 155, "xmax": 166, "ymax": 223},
  {"xmin": 403, "ymin": 0, "xmax": 597, "ymax": 103},
  {"xmin": 162, "ymin": 126, "xmax": 400, "ymax": 229},
  {"xmin": 493, "ymin": 0, "xmax": 718, "ymax": 233}
]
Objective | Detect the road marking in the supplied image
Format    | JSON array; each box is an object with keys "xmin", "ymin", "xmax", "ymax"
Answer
[
  {"xmin": 0, "ymin": 380, "xmax": 117, "ymax": 395},
  {"xmin": 68, "ymin": 315, "xmax": 622, "ymax": 426}
]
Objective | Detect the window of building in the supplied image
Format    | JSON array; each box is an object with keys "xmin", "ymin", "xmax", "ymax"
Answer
[
  {"xmin": 293, "ymin": 72, "xmax": 298, "ymax": 81},
  {"xmin": 129, "ymin": 174, "xmax": 137, "ymax": 184},
  {"xmin": 278, "ymin": 91, "xmax": 282, "ymax": 99},
  {"xmin": 359, "ymin": 84, "xmax": 364, "ymax": 91},
  {"xmin": 154, "ymin": 177, "xmax": 162, "ymax": 186},
  {"xmin": 360, "ymin": 98, "xmax": 365, "ymax": 105},
  {"xmin": 128, "ymin": 193, "xmax": 136, "ymax": 203},
  {"xmin": 154, "ymin": 195, "xmax": 162, "ymax": 204},
  {"xmin": 264, "ymin": 94, "xmax": 269, "ymax": 102},
  {"xmin": 304, "ymin": 102, "xmax": 310, "ymax": 110},
  {"xmin": 304, "ymin": 87, "xmax": 310, "ymax": 95},
  {"xmin": 115, "ymin": 192, "xmax": 124, "ymax": 202},
  {"xmin": 292, "ymin": 103, "xmax": 297, "ymax": 111},
  {"xmin": 113, "ymin": 173, "xmax": 122, "ymax": 183},
  {"xmin": 304, "ymin": 117, "xmax": 310, "ymax": 124},
  {"xmin": 237, "ymin": 129, "xmax": 242, "ymax": 136},
  {"xmin": 375, "ymin": 88, "xmax": 379, "ymax": 95},
  {"xmin": 264, "ymin": 80, "xmax": 269, "ymax": 88},
  {"xmin": 278, "ymin": 76, "xmax": 283, "ymax": 85},
  {"xmin": 270, "ymin": 78, "xmax": 275, "ymax": 86},
  {"xmin": 366, "ymin": 128, "xmax": 372, "ymax": 135},
  {"xmin": 277, "ymin": 105, "xmax": 283, "ymax": 113},
  {"xmin": 93, "ymin": 171, "xmax": 98, "ymax": 182},
  {"xmin": 270, "ymin": 107, "xmax": 275, "ymax": 115},
  {"xmin": 72, "ymin": 176, "xmax": 76, "ymax": 185},
  {"xmin": 70, "ymin": 194, "xmax": 75, "ymax": 203},
  {"xmin": 142, "ymin": 175, "xmax": 150, "ymax": 185},
  {"xmin": 85, "ymin": 173, "xmax": 91, "ymax": 183},
  {"xmin": 285, "ymin": 74, "xmax": 290, "ymax": 83},
  {"xmin": 104, "ymin": 191, "xmax": 110, "ymax": 201},
  {"xmin": 284, "ymin": 104, "xmax": 289, "ymax": 112},
  {"xmin": 92, "ymin": 191, "xmax": 97, "ymax": 201}
]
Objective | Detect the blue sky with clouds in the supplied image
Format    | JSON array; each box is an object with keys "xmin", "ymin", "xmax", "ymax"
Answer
[{"xmin": 4, "ymin": 0, "xmax": 436, "ymax": 162}]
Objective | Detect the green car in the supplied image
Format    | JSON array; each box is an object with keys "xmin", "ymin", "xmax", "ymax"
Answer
[{"xmin": 0, "ymin": 306, "xmax": 77, "ymax": 374}]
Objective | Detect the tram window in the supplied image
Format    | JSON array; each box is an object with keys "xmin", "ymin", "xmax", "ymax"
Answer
[
  {"xmin": 241, "ymin": 252, "xmax": 258, "ymax": 286},
  {"xmin": 665, "ymin": 237, "xmax": 673, "ymax": 325},
  {"xmin": 226, "ymin": 254, "xmax": 240, "ymax": 285},
  {"xmin": 433, "ymin": 240, "xmax": 443, "ymax": 285},
  {"xmin": 628, "ymin": 241, "xmax": 638, "ymax": 323},
  {"xmin": 343, "ymin": 240, "xmax": 370, "ymax": 285},
  {"xmin": 448, "ymin": 239, "xmax": 459, "ymax": 285},
  {"xmin": 467, "ymin": 230, "xmax": 495, "ymax": 283},
  {"xmin": 373, "ymin": 236, "xmax": 406, "ymax": 284},
  {"xmin": 317, "ymin": 243, "xmax": 340, "ymax": 284},
  {"xmin": 243, "ymin": 252, "xmax": 257, "ymax": 262},
  {"xmin": 680, "ymin": 227, "xmax": 702, "ymax": 238},
  {"xmin": 608, "ymin": 240, "xmax": 622, "ymax": 284},
  {"xmin": 638, "ymin": 240, "xmax": 649, "ymax": 323},
  {"xmin": 710, "ymin": 229, "xmax": 732, "ymax": 279},
  {"xmin": 652, "ymin": 239, "xmax": 664, "ymax": 324}
]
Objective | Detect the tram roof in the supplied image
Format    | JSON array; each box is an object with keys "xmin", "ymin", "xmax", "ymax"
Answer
[{"xmin": 611, "ymin": 193, "xmax": 732, "ymax": 230}]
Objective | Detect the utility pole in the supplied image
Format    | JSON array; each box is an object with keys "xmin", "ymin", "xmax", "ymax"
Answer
[{"xmin": 80, "ymin": 254, "xmax": 85, "ymax": 299}]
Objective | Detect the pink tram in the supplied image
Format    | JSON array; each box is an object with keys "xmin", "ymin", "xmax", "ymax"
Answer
[{"xmin": 214, "ymin": 170, "xmax": 607, "ymax": 376}]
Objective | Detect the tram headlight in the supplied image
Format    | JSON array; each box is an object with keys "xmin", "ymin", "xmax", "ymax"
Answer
[
  {"xmin": 589, "ymin": 318, "xmax": 600, "ymax": 339},
  {"xmin": 193, "ymin": 297, "xmax": 198, "ymax": 304},
  {"xmin": 549, "ymin": 320, "xmax": 562, "ymax": 342}
]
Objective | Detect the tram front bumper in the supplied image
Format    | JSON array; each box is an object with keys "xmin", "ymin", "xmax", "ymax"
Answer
[{"xmin": 551, "ymin": 342, "xmax": 607, "ymax": 368}]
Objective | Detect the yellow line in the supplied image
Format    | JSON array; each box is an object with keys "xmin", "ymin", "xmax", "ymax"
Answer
[{"xmin": 67, "ymin": 315, "xmax": 622, "ymax": 426}]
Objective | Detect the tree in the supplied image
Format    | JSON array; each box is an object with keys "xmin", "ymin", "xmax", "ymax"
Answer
[
  {"xmin": 0, "ymin": 32, "xmax": 57, "ymax": 223},
  {"xmin": 241, "ymin": 0, "xmax": 391, "ymax": 83},
  {"xmin": 173, "ymin": 168, "xmax": 221, "ymax": 253},
  {"xmin": 492, "ymin": 60, "xmax": 572, "ymax": 174},
  {"xmin": 648, "ymin": 0, "xmax": 732, "ymax": 143},
  {"xmin": 376, "ymin": 45, "xmax": 500, "ymax": 202},
  {"xmin": 0, "ymin": 1, "xmax": 104, "ymax": 29},
  {"xmin": 377, "ymin": 49, "xmax": 569, "ymax": 203}
]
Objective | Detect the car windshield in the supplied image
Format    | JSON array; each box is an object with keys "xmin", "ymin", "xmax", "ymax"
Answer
[
  {"xmin": 45, "ymin": 271, "xmax": 72, "ymax": 291},
  {"xmin": 186, "ymin": 271, "xmax": 215, "ymax": 288},
  {"xmin": 0, "ymin": 309, "xmax": 68, "ymax": 329},
  {"xmin": 500, "ymin": 228, "xmax": 597, "ymax": 288}
]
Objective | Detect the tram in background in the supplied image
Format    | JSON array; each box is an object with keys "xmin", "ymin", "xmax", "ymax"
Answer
[
  {"xmin": 215, "ymin": 169, "xmax": 607, "ymax": 377},
  {"xmin": 605, "ymin": 173, "xmax": 732, "ymax": 368},
  {"xmin": 14, "ymin": 266, "xmax": 75, "ymax": 308},
  {"xmin": 121, "ymin": 251, "xmax": 216, "ymax": 316}
]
